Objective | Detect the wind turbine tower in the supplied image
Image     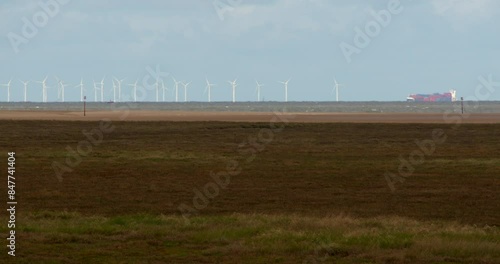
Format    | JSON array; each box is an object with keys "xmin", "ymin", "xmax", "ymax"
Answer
[
  {"xmin": 59, "ymin": 80, "xmax": 69, "ymax": 102},
  {"xmin": 55, "ymin": 77, "xmax": 61, "ymax": 101},
  {"xmin": 36, "ymin": 76, "xmax": 48, "ymax": 102},
  {"xmin": 1, "ymin": 79, "xmax": 12, "ymax": 102},
  {"xmin": 279, "ymin": 79, "xmax": 290, "ymax": 102},
  {"xmin": 55, "ymin": 77, "xmax": 69, "ymax": 102},
  {"xmin": 205, "ymin": 78, "xmax": 215, "ymax": 103},
  {"xmin": 61, "ymin": 81, "xmax": 67, "ymax": 102},
  {"xmin": 76, "ymin": 79, "xmax": 84, "ymax": 102},
  {"xmin": 114, "ymin": 77, "xmax": 125, "ymax": 102},
  {"xmin": 100, "ymin": 77, "xmax": 105, "ymax": 102},
  {"xmin": 127, "ymin": 80, "xmax": 138, "ymax": 102},
  {"xmin": 334, "ymin": 78, "xmax": 344, "ymax": 102},
  {"xmin": 155, "ymin": 77, "xmax": 160, "ymax": 102},
  {"xmin": 256, "ymin": 81, "xmax": 264, "ymax": 102},
  {"xmin": 112, "ymin": 79, "xmax": 117, "ymax": 102},
  {"xmin": 228, "ymin": 79, "xmax": 237, "ymax": 103},
  {"xmin": 182, "ymin": 81, "xmax": 191, "ymax": 102},
  {"xmin": 172, "ymin": 77, "xmax": 180, "ymax": 102},
  {"xmin": 93, "ymin": 80, "xmax": 99, "ymax": 102},
  {"xmin": 161, "ymin": 79, "xmax": 167, "ymax": 102},
  {"xmin": 20, "ymin": 80, "xmax": 29, "ymax": 102}
]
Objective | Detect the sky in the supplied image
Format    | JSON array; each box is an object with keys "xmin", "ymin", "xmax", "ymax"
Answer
[{"xmin": 1, "ymin": 0, "xmax": 499, "ymax": 102}]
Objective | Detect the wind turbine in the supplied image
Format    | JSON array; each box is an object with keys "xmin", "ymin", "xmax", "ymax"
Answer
[
  {"xmin": 333, "ymin": 77, "xmax": 344, "ymax": 102},
  {"xmin": 278, "ymin": 79, "xmax": 290, "ymax": 102},
  {"xmin": 19, "ymin": 80, "xmax": 29, "ymax": 102},
  {"xmin": 112, "ymin": 79, "xmax": 117, "ymax": 102},
  {"xmin": 181, "ymin": 81, "xmax": 191, "ymax": 102},
  {"xmin": 1, "ymin": 79, "xmax": 12, "ymax": 102},
  {"xmin": 35, "ymin": 76, "xmax": 48, "ymax": 102},
  {"xmin": 61, "ymin": 81, "xmax": 68, "ymax": 102},
  {"xmin": 228, "ymin": 79, "xmax": 237, "ymax": 103},
  {"xmin": 55, "ymin": 77, "xmax": 68, "ymax": 102},
  {"xmin": 155, "ymin": 77, "xmax": 160, "ymax": 102},
  {"xmin": 205, "ymin": 78, "xmax": 215, "ymax": 102},
  {"xmin": 161, "ymin": 79, "xmax": 168, "ymax": 102},
  {"xmin": 56, "ymin": 77, "xmax": 69, "ymax": 102},
  {"xmin": 100, "ymin": 77, "xmax": 105, "ymax": 102},
  {"xmin": 93, "ymin": 80, "xmax": 99, "ymax": 102},
  {"xmin": 75, "ymin": 78, "xmax": 84, "ymax": 102},
  {"xmin": 127, "ymin": 80, "xmax": 138, "ymax": 102},
  {"xmin": 255, "ymin": 81, "xmax": 264, "ymax": 102},
  {"xmin": 172, "ymin": 77, "xmax": 181, "ymax": 102},
  {"xmin": 114, "ymin": 77, "xmax": 125, "ymax": 102}
]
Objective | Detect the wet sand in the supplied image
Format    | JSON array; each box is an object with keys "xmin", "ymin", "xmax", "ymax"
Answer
[{"xmin": 0, "ymin": 110, "xmax": 499, "ymax": 123}]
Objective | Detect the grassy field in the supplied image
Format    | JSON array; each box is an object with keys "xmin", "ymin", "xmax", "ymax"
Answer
[
  {"xmin": 2, "ymin": 212, "xmax": 499, "ymax": 263},
  {"xmin": 1, "ymin": 120, "xmax": 499, "ymax": 263}
]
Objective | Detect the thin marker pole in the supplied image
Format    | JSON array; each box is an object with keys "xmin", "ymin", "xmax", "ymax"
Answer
[
  {"xmin": 461, "ymin": 97, "xmax": 464, "ymax": 114},
  {"xmin": 84, "ymin": 96, "xmax": 86, "ymax": 116}
]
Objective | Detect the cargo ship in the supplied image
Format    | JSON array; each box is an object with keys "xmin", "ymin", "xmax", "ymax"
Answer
[{"xmin": 406, "ymin": 90, "xmax": 456, "ymax": 102}]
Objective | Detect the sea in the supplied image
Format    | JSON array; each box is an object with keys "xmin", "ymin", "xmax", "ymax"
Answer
[{"xmin": 0, "ymin": 101, "xmax": 499, "ymax": 113}]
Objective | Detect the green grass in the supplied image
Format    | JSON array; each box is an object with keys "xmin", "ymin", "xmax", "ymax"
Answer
[{"xmin": 2, "ymin": 211, "xmax": 499, "ymax": 263}]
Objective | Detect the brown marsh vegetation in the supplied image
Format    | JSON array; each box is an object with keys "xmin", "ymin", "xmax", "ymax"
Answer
[{"xmin": 1, "ymin": 120, "xmax": 499, "ymax": 263}]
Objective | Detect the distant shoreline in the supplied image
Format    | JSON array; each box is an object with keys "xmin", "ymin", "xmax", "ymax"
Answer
[{"xmin": 1, "ymin": 110, "xmax": 499, "ymax": 123}]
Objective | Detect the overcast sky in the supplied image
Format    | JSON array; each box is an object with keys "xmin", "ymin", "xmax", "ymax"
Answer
[{"xmin": 1, "ymin": 0, "xmax": 499, "ymax": 102}]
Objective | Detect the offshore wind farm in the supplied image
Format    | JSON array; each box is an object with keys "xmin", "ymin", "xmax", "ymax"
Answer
[
  {"xmin": 1, "ymin": 75, "xmax": 499, "ymax": 115},
  {"xmin": 0, "ymin": 76, "xmax": 343, "ymax": 103},
  {"xmin": 1, "ymin": 75, "xmax": 500, "ymax": 117},
  {"xmin": 0, "ymin": 75, "xmax": 490, "ymax": 104}
]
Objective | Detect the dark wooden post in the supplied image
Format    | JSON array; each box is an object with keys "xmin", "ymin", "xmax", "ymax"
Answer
[{"xmin": 461, "ymin": 97, "xmax": 464, "ymax": 114}]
